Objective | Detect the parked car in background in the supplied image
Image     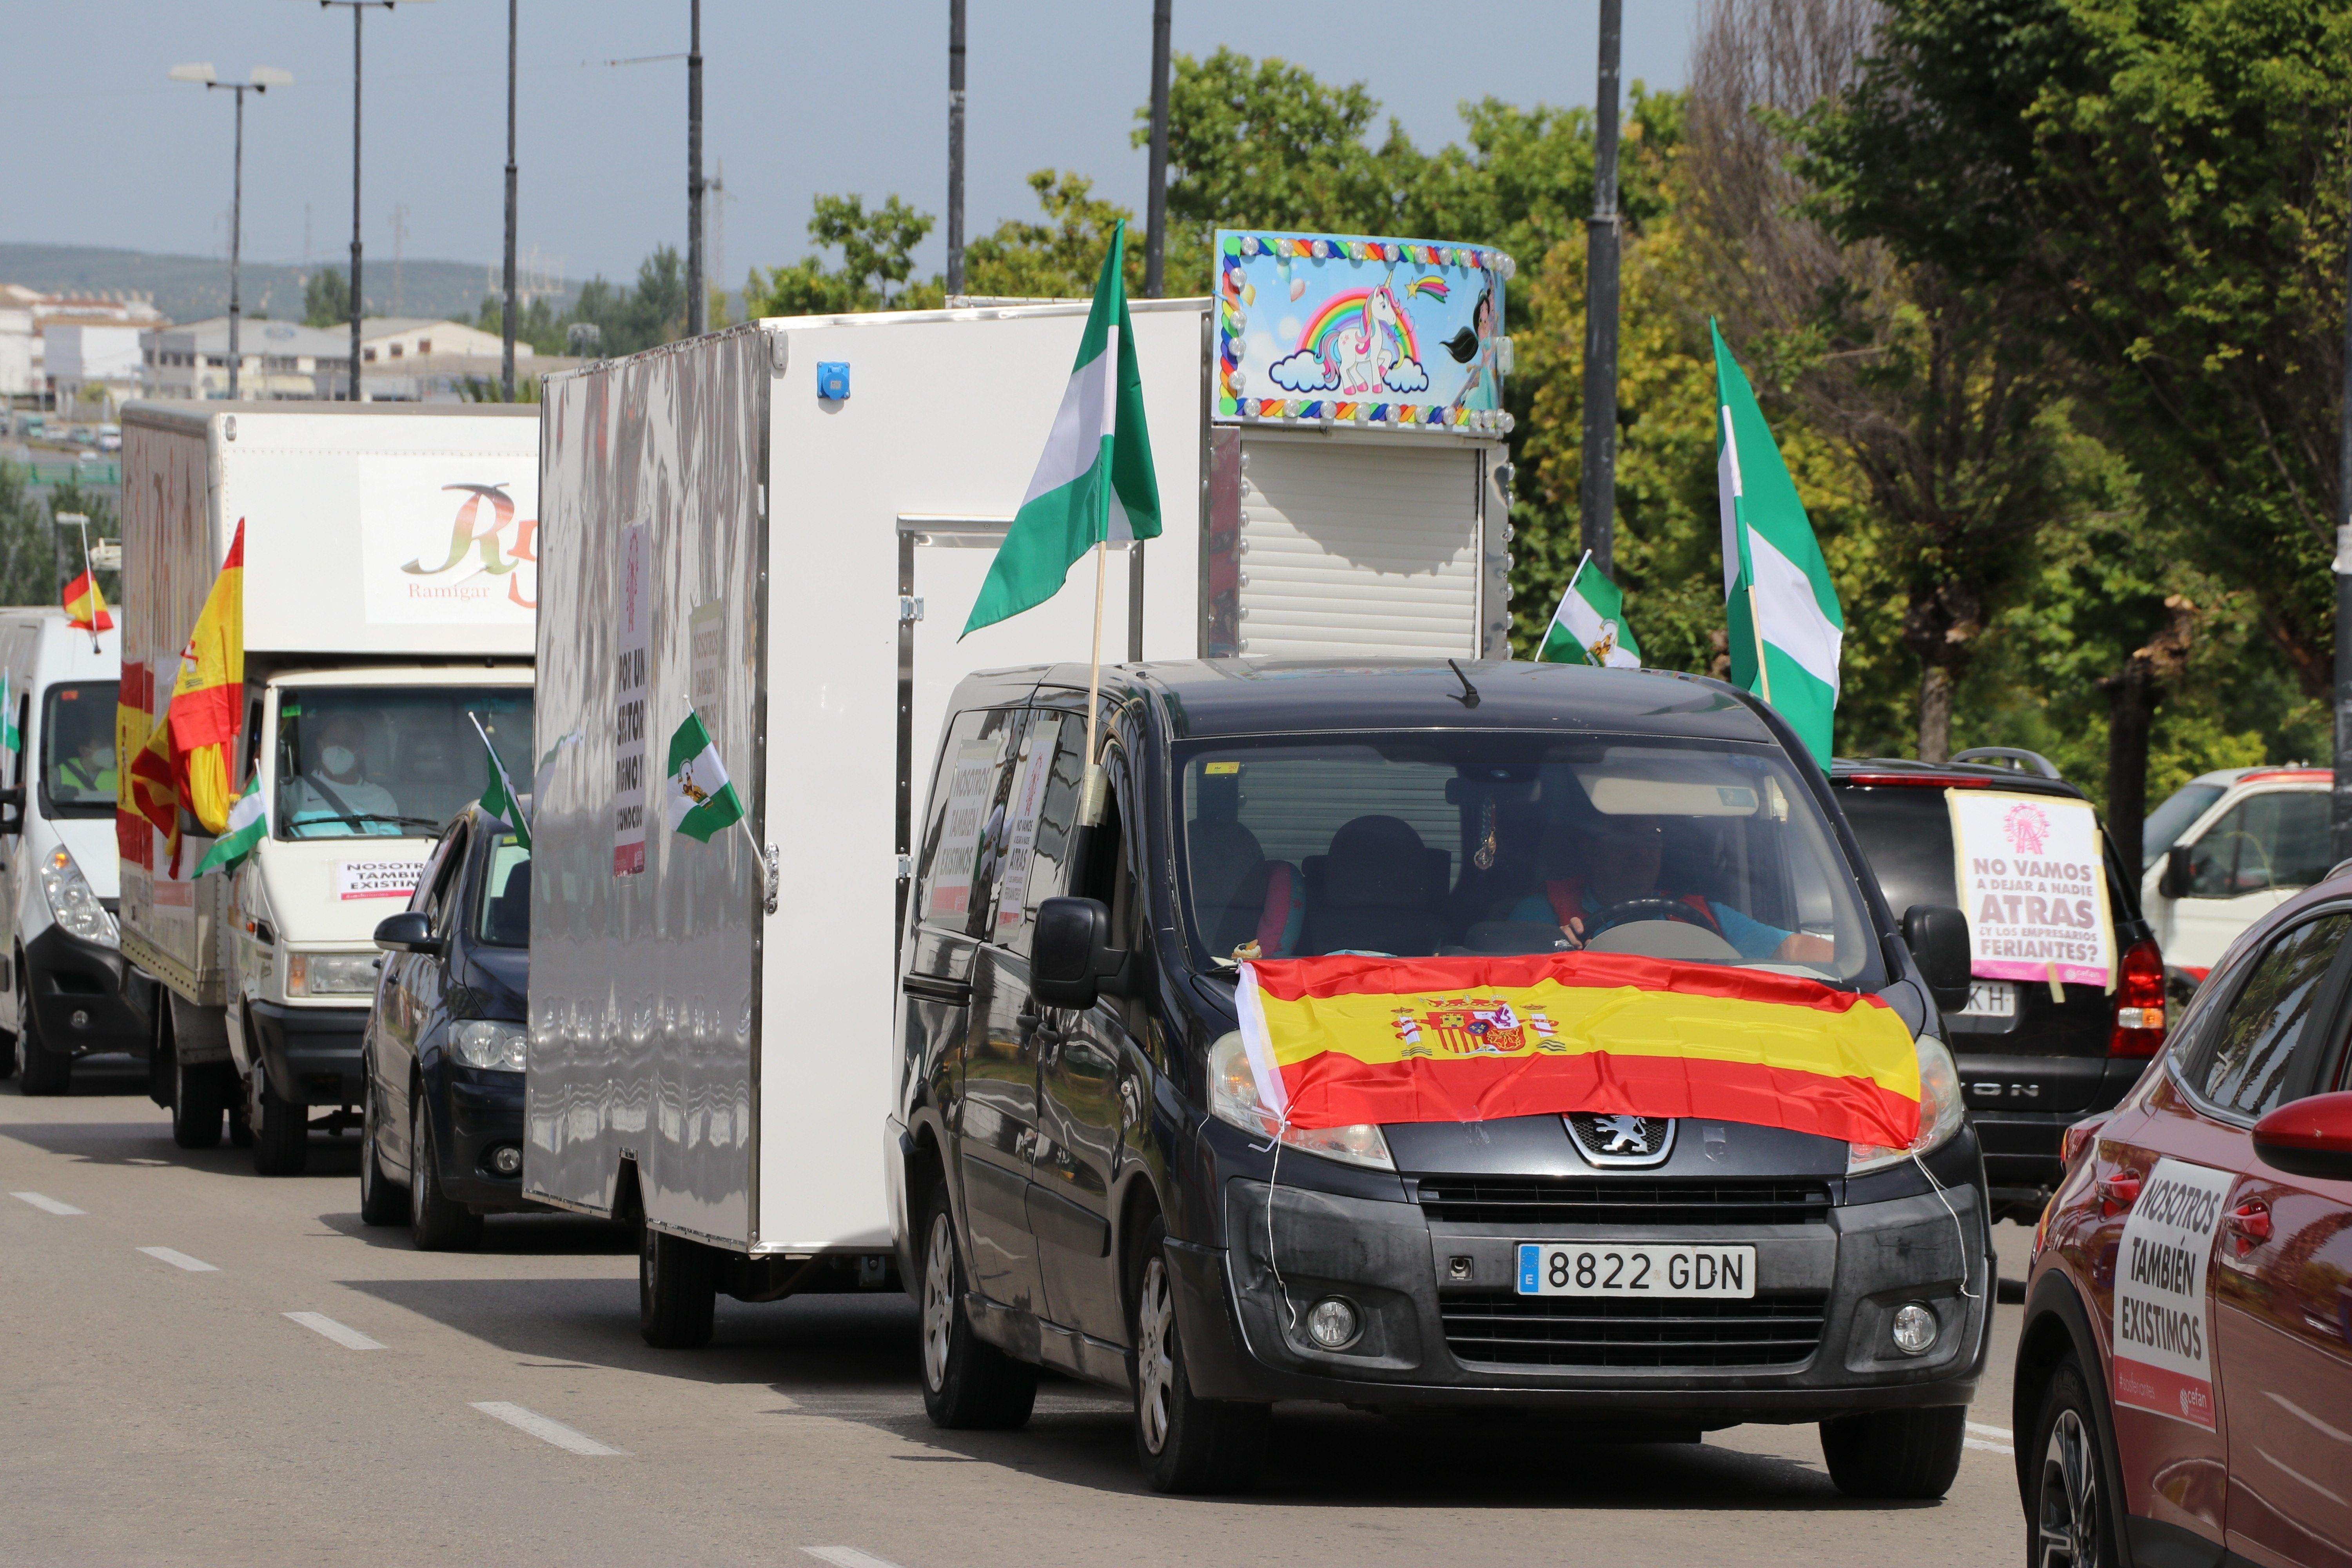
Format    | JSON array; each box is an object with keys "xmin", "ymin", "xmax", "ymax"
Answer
[
  {"xmin": 1830, "ymin": 750, "xmax": 2163, "ymax": 1223},
  {"xmin": 2141, "ymin": 766, "xmax": 2332, "ymax": 998},
  {"xmin": 95, "ymin": 424, "xmax": 120, "ymax": 452},
  {"xmin": 2015, "ymin": 862, "xmax": 2352, "ymax": 1567},
  {"xmin": 358, "ymin": 802, "xmax": 537, "ymax": 1250}
]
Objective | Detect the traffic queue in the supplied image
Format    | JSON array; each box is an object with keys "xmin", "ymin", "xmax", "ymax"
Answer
[{"xmin": 7, "ymin": 227, "xmax": 2348, "ymax": 1557}]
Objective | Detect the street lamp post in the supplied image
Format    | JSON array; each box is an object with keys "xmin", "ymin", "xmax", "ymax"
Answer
[
  {"xmin": 301, "ymin": 0, "xmax": 436, "ymax": 403},
  {"xmin": 1143, "ymin": 0, "xmax": 1172, "ymax": 299},
  {"xmin": 946, "ymin": 0, "xmax": 966, "ymax": 298},
  {"xmin": 1577, "ymin": 0, "xmax": 1624, "ymax": 578},
  {"xmin": 503, "ymin": 0, "xmax": 518, "ymax": 401},
  {"xmin": 170, "ymin": 64, "xmax": 294, "ymax": 401},
  {"xmin": 686, "ymin": 0, "xmax": 705, "ymax": 338}
]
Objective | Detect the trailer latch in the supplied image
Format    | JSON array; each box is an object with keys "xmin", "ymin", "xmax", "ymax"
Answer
[{"xmin": 898, "ymin": 595, "xmax": 925, "ymax": 624}]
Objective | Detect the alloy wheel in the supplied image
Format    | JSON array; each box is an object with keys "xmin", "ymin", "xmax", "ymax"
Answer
[
  {"xmin": 2037, "ymin": 1407, "xmax": 2102, "ymax": 1568},
  {"xmin": 921, "ymin": 1212, "xmax": 956, "ymax": 1393},
  {"xmin": 1136, "ymin": 1255, "xmax": 1175, "ymax": 1456}
]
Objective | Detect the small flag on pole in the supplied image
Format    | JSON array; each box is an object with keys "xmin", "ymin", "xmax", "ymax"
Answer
[
  {"xmin": 0, "ymin": 672, "xmax": 17, "ymax": 753},
  {"xmin": 469, "ymin": 713, "xmax": 530, "ymax": 849},
  {"xmin": 63, "ymin": 570, "xmax": 113, "ymax": 633},
  {"xmin": 194, "ymin": 775, "xmax": 265, "ymax": 876},
  {"xmin": 1536, "ymin": 552, "xmax": 1641, "ymax": 668},
  {"xmin": 664, "ymin": 710, "xmax": 745, "ymax": 843}
]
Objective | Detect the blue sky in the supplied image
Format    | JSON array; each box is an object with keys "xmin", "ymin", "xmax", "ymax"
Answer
[{"xmin": 6, "ymin": 2, "xmax": 1702, "ymax": 290}]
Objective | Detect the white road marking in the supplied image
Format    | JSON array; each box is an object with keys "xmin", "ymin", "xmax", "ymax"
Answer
[
  {"xmin": 284, "ymin": 1312, "xmax": 384, "ymax": 1351},
  {"xmin": 1965, "ymin": 1437, "xmax": 2016, "ymax": 1456},
  {"xmin": 803, "ymin": 1550, "xmax": 910, "ymax": 1568},
  {"xmin": 470, "ymin": 1401, "xmax": 626, "ymax": 1456},
  {"xmin": 137, "ymin": 1247, "xmax": 218, "ymax": 1272},
  {"xmin": 1967, "ymin": 1420, "xmax": 2013, "ymax": 1439},
  {"xmin": 10, "ymin": 1191, "xmax": 82, "ymax": 1215}
]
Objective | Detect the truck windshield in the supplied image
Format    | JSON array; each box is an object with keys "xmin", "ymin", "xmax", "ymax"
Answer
[
  {"xmin": 275, "ymin": 687, "xmax": 532, "ymax": 840},
  {"xmin": 477, "ymin": 836, "xmax": 530, "ymax": 947},
  {"xmin": 40, "ymin": 682, "xmax": 119, "ymax": 819},
  {"xmin": 1178, "ymin": 734, "xmax": 1878, "ymax": 986}
]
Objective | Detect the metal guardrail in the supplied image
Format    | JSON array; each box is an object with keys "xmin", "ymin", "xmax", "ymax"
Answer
[{"xmin": 6, "ymin": 459, "xmax": 122, "ymax": 485}]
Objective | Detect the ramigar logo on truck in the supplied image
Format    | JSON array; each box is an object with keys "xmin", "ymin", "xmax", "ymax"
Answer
[{"xmin": 400, "ymin": 483, "xmax": 537, "ymax": 610}]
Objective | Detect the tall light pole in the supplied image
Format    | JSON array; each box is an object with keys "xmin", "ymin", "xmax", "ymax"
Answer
[
  {"xmin": 302, "ymin": 0, "xmax": 436, "ymax": 402},
  {"xmin": 170, "ymin": 63, "xmax": 293, "ymax": 401},
  {"xmin": 1143, "ymin": 0, "xmax": 1172, "ymax": 298},
  {"xmin": 686, "ymin": 0, "xmax": 705, "ymax": 337},
  {"xmin": 946, "ymin": 0, "xmax": 966, "ymax": 297},
  {"xmin": 1577, "ymin": 0, "xmax": 1624, "ymax": 578},
  {"xmin": 2332, "ymin": 158, "xmax": 2352, "ymax": 861},
  {"xmin": 502, "ymin": 0, "xmax": 518, "ymax": 400}
]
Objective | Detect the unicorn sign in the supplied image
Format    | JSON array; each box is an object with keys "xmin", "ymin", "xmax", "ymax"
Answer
[{"xmin": 1213, "ymin": 229, "xmax": 1510, "ymax": 430}]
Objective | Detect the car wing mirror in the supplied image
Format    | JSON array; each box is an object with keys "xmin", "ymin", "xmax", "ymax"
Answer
[
  {"xmin": 373, "ymin": 910, "xmax": 443, "ymax": 957},
  {"xmin": 1032, "ymin": 896, "xmax": 1127, "ymax": 1010},
  {"xmin": 2158, "ymin": 844, "xmax": 2193, "ymax": 900},
  {"xmin": 0, "ymin": 785, "xmax": 21, "ymax": 836},
  {"xmin": 1901, "ymin": 903, "xmax": 1973, "ymax": 1014},
  {"xmin": 2252, "ymin": 1091, "xmax": 2352, "ymax": 1182}
]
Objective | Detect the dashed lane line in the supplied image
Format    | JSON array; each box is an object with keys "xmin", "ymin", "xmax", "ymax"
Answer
[
  {"xmin": 136, "ymin": 1247, "xmax": 218, "ymax": 1273},
  {"xmin": 10, "ymin": 1192, "xmax": 82, "ymax": 1215},
  {"xmin": 285, "ymin": 1312, "xmax": 385, "ymax": 1351},
  {"xmin": 470, "ymin": 1401, "xmax": 626, "ymax": 1457},
  {"xmin": 803, "ymin": 1550, "xmax": 911, "ymax": 1568},
  {"xmin": 1966, "ymin": 1419, "xmax": 2016, "ymax": 1456},
  {"xmin": 1968, "ymin": 1421, "xmax": 2013, "ymax": 1439}
]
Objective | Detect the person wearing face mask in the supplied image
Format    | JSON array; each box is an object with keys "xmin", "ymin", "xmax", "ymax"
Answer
[
  {"xmin": 284, "ymin": 712, "xmax": 403, "ymax": 836},
  {"xmin": 1511, "ymin": 813, "xmax": 1835, "ymax": 965}
]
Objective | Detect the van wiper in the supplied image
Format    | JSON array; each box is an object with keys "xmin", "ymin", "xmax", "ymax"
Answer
[{"xmin": 288, "ymin": 813, "xmax": 442, "ymax": 834}]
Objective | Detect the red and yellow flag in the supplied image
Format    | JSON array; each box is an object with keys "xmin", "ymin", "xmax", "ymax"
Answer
[
  {"xmin": 115, "ymin": 660, "xmax": 149, "ymax": 863},
  {"xmin": 1237, "ymin": 951, "xmax": 1922, "ymax": 1149},
  {"xmin": 166, "ymin": 521, "xmax": 245, "ymax": 834},
  {"xmin": 63, "ymin": 570, "xmax": 113, "ymax": 632}
]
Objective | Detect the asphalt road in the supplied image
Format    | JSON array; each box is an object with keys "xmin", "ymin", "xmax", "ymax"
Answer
[{"xmin": 2, "ymin": 1059, "xmax": 2034, "ymax": 1567}]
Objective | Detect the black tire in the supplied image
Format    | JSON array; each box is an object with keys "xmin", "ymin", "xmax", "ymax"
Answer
[
  {"xmin": 1819, "ymin": 1404, "xmax": 1967, "ymax": 1500},
  {"xmin": 2027, "ymin": 1357, "xmax": 2126, "ymax": 1567},
  {"xmin": 17, "ymin": 990, "xmax": 70, "ymax": 1096},
  {"xmin": 227, "ymin": 1094, "xmax": 254, "ymax": 1149},
  {"xmin": 916, "ymin": 1181, "xmax": 1036, "ymax": 1429},
  {"xmin": 170, "ymin": 1054, "xmax": 225, "ymax": 1149},
  {"xmin": 408, "ymin": 1091, "xmax": 482, "ymax": 1250},
  {"xmin": 357, "ymin": 1073, "xmax": 406, "ymax": 1226},
  {"xmin": 638, "ymin": 1221, "xmax": 717, "ymax": 1348},
  {"xmin": 1127, "ymin": 1211, "xmax": 1269, "ymax": 1494},
  {"xmin": 0, "ymin": 1025, "xmax": 17, "ymax": 1081},
  {"xmin": 250, "ymin": 1072, "xmax": 310, "ymax": 1176}
]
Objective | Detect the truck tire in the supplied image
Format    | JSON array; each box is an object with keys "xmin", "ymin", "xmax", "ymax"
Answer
[
  {"xmin": 639, "ymin": 1222, "xmax": 717, "ymax": 1348},
  {"xmin": 1128, "ymin": 1212, "xmax": 1267, "ymax": 1493},
  {"xmin": 250, "ymin": 1073, "xmax": 309, "ymax": 1175},
  {"xmin": 408, "ymin": 1093, "xmax": 482, "ymax": 1250},
  {"xmin": 357, "ymin": 1075, "xmax": 406, "ymax": 1225},
  {"xmin": 170, "ymin": 1054, "xmax": 225, "ymax": 1149},
  {"xmin": 1819, "ymin": 1404, "xmax": 1967, "ymax": 1499},
  {"xmin": 917, "ymin": 1182, "xmax": 1036, "ymax": 1430},
  {"xmin": 16, "ymin": 982, "xmax": 71, "ymax": 1096}
]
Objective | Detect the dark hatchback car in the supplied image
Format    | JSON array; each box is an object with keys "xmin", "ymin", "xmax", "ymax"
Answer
[
  {"xmin": 1831, "ymin": 753, "xmax": 2164, "ymax": 1221},
  {"xmin": 893, "ymin": 660, "xmax": 1996, "ymax": 1497},
  {"xmin": 357, "ymin": 802, "xmax": 536, "ymax": 1250}
]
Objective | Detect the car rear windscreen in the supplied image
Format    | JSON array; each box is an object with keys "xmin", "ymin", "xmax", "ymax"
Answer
[{"xmin": 1837, "ymin": 786, "xmax": 1958, "ymax": 915}]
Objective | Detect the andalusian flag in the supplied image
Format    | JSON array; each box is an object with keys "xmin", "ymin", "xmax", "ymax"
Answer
[
  {"xmin": 0, "ymin": 672, "xmax": 18, "ymax": 753},
  {"xmin": 1237, "ymin": 951, "xmax": 1922, "ymax": 1150},
  {"xmin": 471, "ymin": 713, "xmax": 530, "ymax": 849},
  {"xmin": 166, "ymin": 521, "xmax": 245, "ymax": 833},
  {"xmin": 1714, "ymin": 323, "xmax": 1843, "ymax": 765},
  {"xmin": 1537, "ymin": 552, "xmax": 1640, "ymax": 668},
  {"xmin": 194, "ymin": 776, "xmax": 264, "ymax": 876},
  {"xmin": 961, "ymin": 221, "xmax": 1161, "ymax": 637},
  {"xmin": 664, "ymin": 710, "xmax": 744, "ymax": 843},
  {"xmin": 62, "ymin": 570, "xmax": 113, "ymax": 633}
]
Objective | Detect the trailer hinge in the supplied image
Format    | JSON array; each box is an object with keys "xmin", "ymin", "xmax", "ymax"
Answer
[
  {"xmin": 761, "ymin": 844, "xmax": 780, "ymax": 916},
  {"xmin": 898, "ymin": 595, "xmax": 925, "ymax": 624},
  {"xmin": 896, "ymin": 853, "xmax": 913, "ymax": 880}
]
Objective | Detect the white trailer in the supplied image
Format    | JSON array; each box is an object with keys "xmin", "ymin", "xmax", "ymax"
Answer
[
  {"xmin": 529, "ymin": 290, "xmax": 1511, "ymax": 1336},
  {"xmin": 119, "ymin": 401, "xmax": 539, "ymax": 1172}
]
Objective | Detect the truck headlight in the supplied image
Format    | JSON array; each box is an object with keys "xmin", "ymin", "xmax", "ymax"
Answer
[
  {"xmin": 39, "ymin": 846, "xmax": 117, "ymax": 947},
  {"xmin": 1848, "ymin": 1034, "xmax": 1966, "ymax": 1174},
  {"xmin": 448, "ymin": 1019, "xmax": 527, "ymax": 1072},
  {"xmin": 286, "ymin": 951, "xmax": 381, "ymax": 997},
  {"xmin": 1207, "ymin": 1030, "xmax": 1393, "ymax": 1171}
]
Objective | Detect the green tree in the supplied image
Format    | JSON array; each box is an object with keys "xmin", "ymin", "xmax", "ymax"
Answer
[
  {"xmin": 303, "ymin": 267, "xmax": 350, "ymax": 328},
  {"xmin": 749, "ymin": 194, "xmax": 940, "ymax": 316},
  {"xmin": 0, "ymin": 463, "xmax": 52, "ymax": 606},
  {"xmin": 963, "ymin": 172, "xmax": 1140, "ymax": 299}
]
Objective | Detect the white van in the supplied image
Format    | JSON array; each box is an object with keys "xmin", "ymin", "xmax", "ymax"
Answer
[
  {"xmin": 2140, "ymin": 764, "xmax": 2334, "ymax": 993},
  {"xmin": 0, "ymin": 610, "xmax": 147, "ymax": 1093}
]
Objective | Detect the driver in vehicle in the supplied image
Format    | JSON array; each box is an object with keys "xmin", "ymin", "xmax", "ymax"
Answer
[
  {"xmin": 284, "ymin": 713, "xmax": 402, "ymax": 836},
  {"xmin": 1511, "ymin": 814, "xmax": 1835, "ymax": 965}
]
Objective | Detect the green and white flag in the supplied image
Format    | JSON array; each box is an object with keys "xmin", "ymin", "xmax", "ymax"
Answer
[
  {"xmin": 194, "ymin": 775, "xmax": 264, "ymax": 876},
  {"xmin": 1537, "ymin": 551, "xmax": 1641, "ymax": 668},
  {"xmin": 0, "ymin": 672, "xmax": 15, "ymax": 753},
  {"xmin": 471, "ymin": 713, "xmax": 530, "ymax": 849},
  {"xmin": 664, "ymin": 710, "xmax": 745, "ymax": 843},
  {"xmin": 1714, "ymin": 321, "xmax": 1844, "ymax": 765},
  {"xmin": 961, "ymin": 220, "xmax": 1162, "ymax": 638}
]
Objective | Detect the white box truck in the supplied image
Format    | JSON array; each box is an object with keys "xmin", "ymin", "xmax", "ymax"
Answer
[
  {"xmin": 530, "ymin": 271, "xmax": 1514, "ymax": 1342},
  {"xmin": 119, "ymin": 402, "xmax": 539, "ymax": 1172}
]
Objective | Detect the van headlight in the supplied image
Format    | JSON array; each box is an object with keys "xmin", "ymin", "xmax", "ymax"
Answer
[
  {"xmin": 1207, "ymin": 1030, "xmax": 1394, "ymax": 1171},
  {"xmin": 448, "ymin": 1019, "xmax": 527, "ymax": 1071},
  {"xmin": 285, "ymin": 951, "xmax": 381, "ymax": 996},
  {"xmin": 1848, "ymin": 1034, "xmax": 1966, "ymax": 1174},
  {"xmin": 39, "ymin": 846, "xmax": 117, "ymax": 947}
]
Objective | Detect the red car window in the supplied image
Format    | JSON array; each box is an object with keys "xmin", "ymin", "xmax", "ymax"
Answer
[{"xmin": 2180, "ymin": 912, "xmax": 2351, "ymax": 1117}]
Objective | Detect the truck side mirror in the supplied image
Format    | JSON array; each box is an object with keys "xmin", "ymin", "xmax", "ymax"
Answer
[
  {"xmin": 373, "ymin": 910, "xmax": 443, "ymax": 957},
  {"xmin": 2158, "ymin": 843, "xmax": 2194, "ymax": 900},
  {"xmin": 1032, "ymin": 896, "xmax": 1126, "ymax": 1010},
  {"xmin": 1902, "ymin": 903, "xmax": 1973, "ymax": 1014},
  {"xmin": 0, "ymin": 786, "xmax": 21, "ymax": 836}
]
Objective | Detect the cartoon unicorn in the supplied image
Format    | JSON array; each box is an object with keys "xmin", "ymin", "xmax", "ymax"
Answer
[{"xmin": 1331, "ymin": 272, "xmax": 1406, "ymax": 397}]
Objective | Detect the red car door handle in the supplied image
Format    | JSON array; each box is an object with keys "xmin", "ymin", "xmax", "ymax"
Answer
[
  {"xmin": 2227, "ymin": 1200, "xmax": 2272, "ymax": 1245},
  {"xmin": 2098, "ymin": 1170, "xmax": 2143, "ymax": 1214}
]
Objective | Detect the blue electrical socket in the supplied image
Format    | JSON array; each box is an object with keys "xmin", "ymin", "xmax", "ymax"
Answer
[{"xmin": 817, "ymin": 361, "xmax": 850, "ymax": 401}]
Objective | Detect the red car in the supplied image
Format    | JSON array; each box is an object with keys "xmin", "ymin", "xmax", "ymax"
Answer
[{"xmin": 2016, "ymin": 865, "xmax": 2352, "ymax": 1566}]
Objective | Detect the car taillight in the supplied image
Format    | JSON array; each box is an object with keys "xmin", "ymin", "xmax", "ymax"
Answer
[{"xmin": 2109, "ymin": 938, "xmax": 2166, "ymax": 1058}]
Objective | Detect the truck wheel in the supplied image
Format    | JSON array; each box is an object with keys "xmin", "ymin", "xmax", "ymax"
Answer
[
  {"xmin": 2027, "ymin": 1357, "xmax": 2125, "ymax": 1567},
  {"xmin": 917, "ymin": 1182, "xmax": 1036, "ymax": 1430},
  {"xmin": 170, "ymin": 1055, "xmax": 225, "ymax": 1148},
  {"xmin": 639, "ymin": 1222, "xmax": 716, "ymax": 1348},
  {"xmin": 17, "ymin": 995, "xmax": 71, "ymax": 1097},
  {"xmin": 1819, "ymin": 1404, "xmax": 1967, "ymax": 1499},
  {"xmin": 357, "ymin": 1075, "xmax": 405, "ymax": 1226},
  {"xmin": 1127, "ymin": 1212, "xmax": 1268, "ymax": 1494},
  {"xmin": 408, "ymin": 1093, "xmax": 482, "ymax": 1250},
  {"xmin": 250, "ymin": 1073, "xmax": 310, "ymax": 1176}
]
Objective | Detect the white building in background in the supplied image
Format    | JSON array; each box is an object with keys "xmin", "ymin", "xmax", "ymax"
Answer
[
  {"xmin": 143, "ymin": 318, "xmax": 347, "ymax": 400},
  {"xmin": 45, "ymin": 324, "xmax": 147, "ymax": 416},
  {"xmin": 0, "ymin": 284, "xmax": 167, "ymax": 399}
]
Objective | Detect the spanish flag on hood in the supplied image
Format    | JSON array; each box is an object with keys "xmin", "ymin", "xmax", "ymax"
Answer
[{"xmin": 167, "ymin": 521, "xmax": 245, "ymax": 835}]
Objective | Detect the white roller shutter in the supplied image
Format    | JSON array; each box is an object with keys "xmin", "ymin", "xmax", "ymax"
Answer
[{"xmin": 1236, "ymin": 437, "xmax": 1482, "ymax": 657}]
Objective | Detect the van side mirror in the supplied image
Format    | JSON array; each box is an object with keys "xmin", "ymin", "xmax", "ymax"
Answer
[
  {"xmin": 373, "ymin": 911, "xmax": 442, "ymax": 957},
  {"xmin": 0, "ymin": 786, "xmax": 21, "ymax": 836},
  {"xmin": 1902, "ymin": 903, "xmax": 1973, "ymax": 1013},
  {"xmin": 1032, "ymin": 896, "xmax": 1127, "ymax": 1010},
  {"xmin": 2252, "ymin": 1091, "xmax": 2352, "ymax": 1182},
  {"xmin": 2158, "ymin": 843, "xmax": 2194, "ymax": 900}
]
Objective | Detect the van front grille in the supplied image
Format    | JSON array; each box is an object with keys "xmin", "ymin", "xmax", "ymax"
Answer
[
  {"xmin": 1441, "ymin": 1293, "xmax": 1831, "ymax": 1369},
  {"xmin": 1415, "ymin": 1176, "xmax": 1834, "ymax": 1227}
]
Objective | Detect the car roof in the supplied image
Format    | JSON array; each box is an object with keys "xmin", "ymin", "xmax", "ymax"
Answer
[{"xmin": 1829, "ymin": 755, "xmax": 2091, "ymax": 803}]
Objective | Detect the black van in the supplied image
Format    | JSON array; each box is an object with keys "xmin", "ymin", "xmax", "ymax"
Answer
[{"xmin": 889, "ymin": 660, "xmax": 1992, "ymax": 1497}]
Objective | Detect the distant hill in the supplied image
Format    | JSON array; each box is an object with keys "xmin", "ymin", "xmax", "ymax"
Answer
[{"xmin": 0, "ymin": 242, "xmax": 577, "ymax": 327}]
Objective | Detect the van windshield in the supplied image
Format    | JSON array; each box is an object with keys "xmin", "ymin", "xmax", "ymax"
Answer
[
  {"xmin": 275, "ymin": 687, "xmax": 533, "ymax": 840},
  {"xmin": 40, "ymin": 682, "xmax": 118, "ymax": 819},
  {"xmin": 1178, "ymin": 735, "xmax": 1878, "ymax": 986}
]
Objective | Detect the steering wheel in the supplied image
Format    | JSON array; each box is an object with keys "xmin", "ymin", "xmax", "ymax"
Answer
[{"xmin": 1581, "ymin": 897, "xmax": 1717, "ymax": 939}]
